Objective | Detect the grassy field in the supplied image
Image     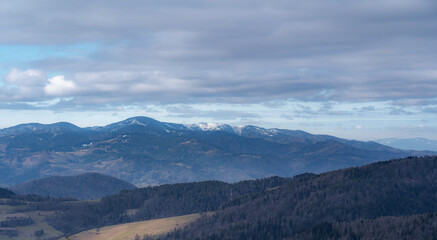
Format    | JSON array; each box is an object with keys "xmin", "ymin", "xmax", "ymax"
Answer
[
  {"xmin": 0, "ymin": 204, "xmax": 63, "ymax": 240},
  {"xmin": 65, "ymin": 213, "xmax": 206, "ymax": 240}
]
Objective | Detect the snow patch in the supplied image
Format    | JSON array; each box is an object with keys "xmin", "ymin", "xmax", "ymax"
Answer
[
  {"xmin": 233, "ymin": 126, "xmax": 243, "ymax": 135},
  {"xmin": 130, "ymin": 119, "xmax": 147, "ymax": 126}
]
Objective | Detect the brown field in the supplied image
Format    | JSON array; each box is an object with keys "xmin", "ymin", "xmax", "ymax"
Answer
[
  {"xmin": 0, "ymin": 206, "xmax": 63, "ymax": 240},
  {"xmin": 65, "ymin": 213, "xmax": 206, "ymax": 240}
]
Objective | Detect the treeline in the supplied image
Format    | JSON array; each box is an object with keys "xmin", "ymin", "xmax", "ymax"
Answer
[
  {"xmin": 0, "ymin": 187, "xmax": 15, "ymax": 198},
  {"xmin": 296, "ymin": 213, "xmax": 437, "ymax": 240},
  {"xmin": 0, "ymin": 229, "xmax": 18, "ymax": 238},
  {"xmin": 162, "ymin": 156, "xmax": 437, "ymax": 239},
  {"xmin": 0, "ymin": 216, "xmax": 34, "ymax": 227},
  {"xmin": 45, "ymin": 176, "xmax": 288, "ymax": 235}
]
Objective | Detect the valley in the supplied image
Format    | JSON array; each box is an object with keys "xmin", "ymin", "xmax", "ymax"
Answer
[{"xmin": 0, "ymin": 156, "xmax": 436, "ymax": 239}]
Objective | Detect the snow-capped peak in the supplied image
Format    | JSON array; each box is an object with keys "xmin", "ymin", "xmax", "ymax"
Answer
[
  {"xmin": 196, "ymin": 123, "xmax": 221, "ymax": 131},
  {"xmin": 185, "ymin": 122, "xmax": 235, "ymax": 132}
]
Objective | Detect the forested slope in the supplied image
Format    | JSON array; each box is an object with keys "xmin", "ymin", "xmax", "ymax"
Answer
[
  {"xmin": 45, "ymin": 177, "xmax": 288, "ymax": 235},
  {"xmin": 163, "ymin": 156, "xmax": 437, "ymax": 239}
]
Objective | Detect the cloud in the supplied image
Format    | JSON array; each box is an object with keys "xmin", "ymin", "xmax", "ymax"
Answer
[
  {"xmin": 292, "ymin": 102, "xmax": 352, "ymax": 118},
  {"xmin": 0, "ymin": 102, "xmax": 38, "ymax": 110},
  {"xmin": 423, "ymin": 107, "xmax": 437, "ymax": 114},
  {"xmin": 5, "ymin": 68, "xmax": 46, "ymax": 86},
  {"xmin": 0, "ymin": 68, "xmax": 46, "ymax": 101},
  {"xmin": 44, "ymin": 76, "xmax": 77, "ymax": 96},
  {"xmin": 392, "ymin": 98, "xmax": 437, "ymax": 107},
  {"xmin": 0, "ymin": 1, "xmax": 437, "ymax": 110},
  {"xmin": 166, "ymin": 105, "xmax": 259, "ymax": 120},
  {"xmin": 388, "ymin": 107, "xmax": 414, "ymax": 115},
  {"xmin": 355, "ymin": 106, "xmax": 376, "ymax": 112},
  {"xmin": 280, "ymin": 114, "xmax": 294, "ymax": 120}
]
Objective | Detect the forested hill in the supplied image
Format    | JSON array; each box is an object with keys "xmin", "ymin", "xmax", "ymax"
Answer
[
  {"xmin": 0, "ymin": 187, "xmax": 15, "ymax": 198},
  {"xmin": 4, "ymin": 156, "xmax": 436, "ymax": 239},
  {"xmin": 163, "ymin": 156, "xmax": 437, "ymax": 240},
  {"xmin": 45, "ymin": 176, "xmax": 288, "ymax": 235},
  {"xmin": 11, "ymin": 172, "xmax": 137, "ymax": 200}
]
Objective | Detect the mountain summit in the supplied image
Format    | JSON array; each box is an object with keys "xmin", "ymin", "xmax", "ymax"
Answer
[{"xmin": 0, "ymin": 117, "xmax": 433, "ymax": 186}]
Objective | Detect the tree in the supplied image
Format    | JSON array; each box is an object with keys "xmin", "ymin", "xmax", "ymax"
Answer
[{"xmin": 35, "ymin": 229, "xmax": 44, "ymax": 237}]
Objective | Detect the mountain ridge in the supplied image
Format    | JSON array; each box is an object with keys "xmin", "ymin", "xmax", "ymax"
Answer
[{"xmin": 0, "ymin": 116, "xmax": 433, "ymax": 186}]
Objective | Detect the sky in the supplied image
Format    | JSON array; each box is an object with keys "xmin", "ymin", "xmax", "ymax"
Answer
[{"xmin": 1, "ymin": 0, "xmax": 437, "ymax": 141}]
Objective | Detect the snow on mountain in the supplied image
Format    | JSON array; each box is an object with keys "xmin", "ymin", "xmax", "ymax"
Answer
[
  {"xmin": 185, "ymin": 123, "xmax": 235, "ymax": 133},
  {"xmin": 185, "ymin": 123, "xmax": 290, "ymax": 137}
]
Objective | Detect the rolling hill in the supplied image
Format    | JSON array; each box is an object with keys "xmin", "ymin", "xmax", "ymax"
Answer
[
  {"xmin": 11, "ymin": 173, "xmax": 136, "ymax": 200},
  {"xmin": 0, "ymin": 156, "xmax": 435, "ymax": 239}
]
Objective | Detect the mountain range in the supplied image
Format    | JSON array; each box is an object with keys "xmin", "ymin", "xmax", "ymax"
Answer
[
  {"xmin": 0, "ymin": 116, "xmax": 433, "ymax": 186},
  {"xmin": 376, "ymin": 138, "xmax": 437, "ymax": 151}
]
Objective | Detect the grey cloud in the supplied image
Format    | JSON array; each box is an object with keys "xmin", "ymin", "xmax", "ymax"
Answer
[
  {"xmin": 423, "ymin": 107, "xmax": 437, "ymax": 114},
  {"xmin": 166, "ymin": 105, "xmax": 259, "ymax": 120},
  {"xmin": 1, "ymin": 1, "xmax": 437, "ymax": 108},
  {"xmin": 392, "ymin": 99, "xmax": 437, "ymax": 107},
  {"xmin": 0, "ymin": 69, "xmax": 47, "ymax": 102},
  {"xmin": 355, "ymin": 106, "xmax": 376, "ymax": 112},
  {"xmin": 0, "ymin": 102, "xmax": 39, "ymax": 110},
  {"xmin": 293, "ymin": 103, "xmax": 351, "ymax": 118},
  {"xmin": 280, "ymin": 114, "xmax": 294, "ymax": 120},
  {"xmin": 388, "ymin": 107, "xmax": 414, "ymax": 115}
]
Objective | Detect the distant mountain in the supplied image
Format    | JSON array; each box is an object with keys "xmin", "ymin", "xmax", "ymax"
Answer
[
  {"xmin": 376, "ymin": 138, "xmax": 437, "ymax": 151},
  {"xmin": 164, "ymin": 156, "xmax": 437, "ymax": 240},
  {"xmin": 0, "ymin": 122, "xmax": 82, "ymax": 137},
  {"xmin": 11, "ymin": 173, "xmax": 136, "ymax": 200},
  {"xmin": 0, "ymin": 116, "xmax": 433, "ymax": 186}
]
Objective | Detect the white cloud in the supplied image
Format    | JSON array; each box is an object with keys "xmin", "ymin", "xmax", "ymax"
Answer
[
  {"xmin": 0, "ymin": 68, "xmax": 47, "ymax": 101},
  {"xmin": 44, "ymin": 76, "xmax": 77, "ymax": 97},
  {"xmin": 5, "ymin": 68, "xmax": 46, "ymax": 86}
]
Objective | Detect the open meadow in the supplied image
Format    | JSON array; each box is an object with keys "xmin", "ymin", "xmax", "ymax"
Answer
[{"xmin": 66, "ymin": 213, "xmax": 204, "ymax": 240}]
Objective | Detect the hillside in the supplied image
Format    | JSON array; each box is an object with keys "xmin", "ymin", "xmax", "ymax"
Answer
[
  {"xmin": 163, "ymin": 156, "xmax": 437, "ymax": 239},
  {"xmin": 0, "ymin": 116, "xmax": 432, "ymax": 186},
  {"xmin": 0, "ymin": 156, "xmax": 435, "ymax": 239},
  {"xmin": 0, "ymin": 198, "xmax": 64, "ymax": 240},
  {"xmin": 11, "ymin": 173, "xmax": 136, "ymax": 200},
  {"xmin": 45, "ymin": 177, "xmax": 288, "ymax": 235},
  {"xmin": 68, "ymin": 213, "xmax": 204, "ymax": 240}
]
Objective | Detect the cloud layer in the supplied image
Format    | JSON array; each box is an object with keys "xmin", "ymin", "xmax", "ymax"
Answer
[{"xmin": 0, "ymin": 0, "xmax": 437, "ymax": 141}]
